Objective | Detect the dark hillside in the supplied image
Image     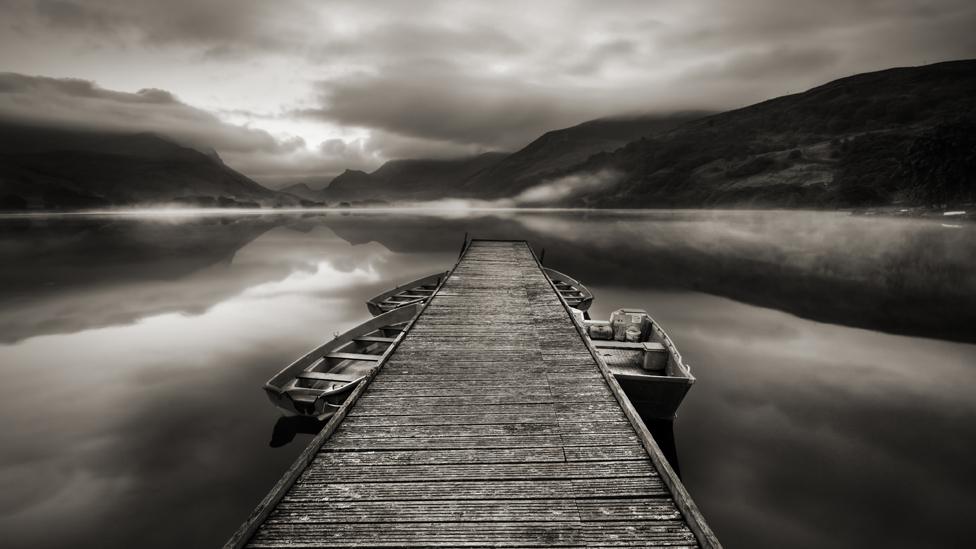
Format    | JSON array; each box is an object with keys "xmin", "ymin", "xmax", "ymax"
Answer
[
  {"xmin": 0, "ymin": 124, "xmax": 292, "ymax": 209},
  {"xmin": 558, "ymin": 60, "xmax": 976, "ymax": 208}
]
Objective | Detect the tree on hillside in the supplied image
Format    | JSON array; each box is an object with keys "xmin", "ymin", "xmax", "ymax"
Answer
[{"xmin": 904, "ymin": 119, "xmax": 976, "ymax": 207}]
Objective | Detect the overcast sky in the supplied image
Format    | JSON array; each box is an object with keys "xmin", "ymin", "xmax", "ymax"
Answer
[{"xmin": 1, "ymin": 0, "xmax": 974, "ymax": 186}]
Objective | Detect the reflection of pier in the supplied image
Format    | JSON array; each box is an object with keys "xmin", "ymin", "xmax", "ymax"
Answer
[{"xmin": 229, "ymin": 240, "xmax": 719, "ymax": 548}]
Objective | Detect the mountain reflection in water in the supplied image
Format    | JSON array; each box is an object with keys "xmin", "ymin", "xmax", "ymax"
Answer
[{"xmin": 0, "ymin": 209, "xmax": 973, "ymax": 549}]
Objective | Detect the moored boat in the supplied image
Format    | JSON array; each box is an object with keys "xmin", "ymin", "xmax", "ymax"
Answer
[
  {"xmin": 544, "ymin": 268, "xmax": 593, "ymax": 311},
  {"xmin": 263, "ymin": 304, "xmax": 421, "ymax": 420},
  {"xmin": 366, "ymin": 272, "xmax": 448, "ymax": 316},
  {"xmin": 578, "ymin": 308, "xmax": 695, "ymax": 420}
]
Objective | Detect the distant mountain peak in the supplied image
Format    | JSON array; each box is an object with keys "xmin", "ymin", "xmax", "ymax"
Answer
[
  {"xmin": 279, "ymin": 182, "xmax": 327, "ymax": 203},
  {"xmin": 282, "ymin": 182, "xmax": 313, "ymax": 192}
]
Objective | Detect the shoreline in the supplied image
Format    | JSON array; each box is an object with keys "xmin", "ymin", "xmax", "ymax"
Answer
[{"xmin": 0, "ymin": 204, "xmax": 971, "ymax": 222}]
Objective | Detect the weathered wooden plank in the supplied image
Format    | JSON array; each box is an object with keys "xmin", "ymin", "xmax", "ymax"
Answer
[
  {"xmin": 373, "ymin": 373, "xmax": 601, "ymax": 383},
  {"xmin": 333, "ymin": 421, "xmax": 636, "ymax": 439},
  {"xmin": 378, "ymin": 365, "xmax": 598, "ymax": 375},
  {"xmin": 391, "ymin": 351, "xmax": 546, "ymax": 361},
  {"xmin": 576, "ymin": 498, "xmax": 685, "ymax": 522},
  {"xmin": 370, "ymin": 379, "xmax": 552, "ymax": 389},
  {"xmin": 247, "ymin": 521, "xmax": 696, "ymax": 547},
  {"xmin": 266, "ymin": 498, "xmax": 683, "ymax": 524},
  {"xmin": 363, "ymin": 386, "xmax": 553, "ymax": 398},
  {"xmin": 324, "ymin": 431, "xmax": 639, "ymax": 450},
  {"xmin": 314, "ymin": 447, "xmax": 567, "ymax": 466},
  {"xmin": 353, "ymin": 394, "xmax": 558, "ymax": 407},
  {"xmin": 300, "ymin": 460, "xmax": 657, "ymax": 483},
  {"xmin": 346, "ymin": 401, "xmax": 623, "ymax": 417},
  {"xmin": 343, "ymin": 411, "xmax": 626, "ymax": 426},
  {"xmin": 266, "ymin": 499, "xmax": 582, "ymax": 524},
  {"xmin": 284, "ymin": 477, "xmax": 668, "ymax": 501},
  {"xmin": 564, "ymin": 444, "xmax": 650, "ymax": 462},
  {"xmin": 334, "ymin": 422, "xmax": 564, "ymax": 438}
]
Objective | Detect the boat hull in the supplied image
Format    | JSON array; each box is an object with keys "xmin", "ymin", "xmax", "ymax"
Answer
[
  {"xmin": 264, "ymin": 383, "xmax": 354, "ymax": 421},
  {"xmin": 613, "ymin": 374, "xmax": 693, "ymax": 421}
]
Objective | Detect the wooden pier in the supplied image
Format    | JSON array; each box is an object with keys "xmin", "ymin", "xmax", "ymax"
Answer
[{"xmin": 227, "ymin": 240, "xmax": 720, "ymax": 548}]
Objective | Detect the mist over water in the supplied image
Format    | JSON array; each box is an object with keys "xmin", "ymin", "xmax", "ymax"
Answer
[
  {"xmin": 399, "ymin": 169, "xmax": 622, "ymax": 209},
  {"xmin": 0, "ymin": 209, "xmax": 973, "ymax": 549}
]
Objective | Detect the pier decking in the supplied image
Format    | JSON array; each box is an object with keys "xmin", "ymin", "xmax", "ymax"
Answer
[{"xmin": 227, "ymin": 240, "xmax": 719, "ymax": 548}]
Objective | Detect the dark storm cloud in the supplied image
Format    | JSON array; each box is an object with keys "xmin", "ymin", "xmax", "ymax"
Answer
[
  {"xmin": 655, "ymin": 0, "xmax": 972, "ymax": 48},
  {"xmin": 300, "ymin": 61, "xmax": 609, "ymax": 151},
  {"xmin": 0, "ymin": 72, "xmax": 285, "ymax": 153},
  {"xmin": 26, "ymin": 0, "xmax": 313, "ymax": 55}
]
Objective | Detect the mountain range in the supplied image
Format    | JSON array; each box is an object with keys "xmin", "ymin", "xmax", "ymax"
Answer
[
  {"xmin": 318, "ymin": 112, "xmax": 708, "ymax": 203},
  {"xmin": 1, "ymin": 60, "xmax": 973, "ymax": 210},
  {"xmin": 0, "ymin": 124, "xmax": 306, "ymax": 209},
  {"xmin": 556, "ymin": 59, "xmax": 976, "ymax": 208},
  {"xmin": 324, "ymin": 152, "xmax": 508, "ymax": 203}
]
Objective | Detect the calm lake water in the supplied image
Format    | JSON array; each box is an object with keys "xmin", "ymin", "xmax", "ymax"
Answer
[{"xmin": 0, "ymin": 209, "xmax": 973, "ymax": 548}]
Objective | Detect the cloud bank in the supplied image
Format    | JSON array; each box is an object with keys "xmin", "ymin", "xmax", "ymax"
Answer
[{"xmin": 0, "ymin": 0, "xmax": 974, "ymax": 184}]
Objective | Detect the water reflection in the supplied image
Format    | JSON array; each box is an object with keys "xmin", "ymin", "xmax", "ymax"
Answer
[
  {"xmin": 0, "ymin": 209, "xmax": 973, "ymax": 549},
  {"xmin": 643, "ymin": 419, "xmax": 681, "ymax": 478},
  {"xmin": 3, "ymin": 210, "xmax": 974, "ymax": 344},
  {"xmin": 269, "ymin": 416, "xmax": 327, "ymax": 448}
]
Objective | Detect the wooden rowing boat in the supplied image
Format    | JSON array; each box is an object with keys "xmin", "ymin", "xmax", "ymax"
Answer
[
  {"xmin": 580, "ymin": 308, "xmax": 695, "ymax": 420},
  {"xmin": 365, "ymin": 272, "xmax": 448, "ymax": 316},
  {"xmin": 544, "ymin": 268, "xmax": 594, "ymax": 311},
  {"xmin": 366, "ymin": 268, "xmax": 593, "ymax": 316},
  {"xmin": 263, "ymin": 304, "xmax": 421, "ymax": 420}
]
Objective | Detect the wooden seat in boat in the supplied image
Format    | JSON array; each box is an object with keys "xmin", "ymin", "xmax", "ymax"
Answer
[
  {"xmin": 326, "ymin": 352, "xmax": 383, "ymax": 361},
  {"xmin": 592, "ymin": 340, "xmax": 666, "ymax": 351},
  {"xmin": 283, "ymin": 387, "xmax": 327, "ymax": 403},
  {"xmin": 354, "ymin": 336, "xmax": 397, "ymax": 343},
  {"xmin": 296, "ymin": 371, "xmax": 362, "ymax": 382}
]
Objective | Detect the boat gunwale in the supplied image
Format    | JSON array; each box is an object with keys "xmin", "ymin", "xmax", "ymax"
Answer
[{"xmin": 646, "ymin": 313, "xmax": 694, "ymax": 381}]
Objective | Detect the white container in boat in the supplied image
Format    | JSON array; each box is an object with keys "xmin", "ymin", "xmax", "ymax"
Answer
[
  {"xmin": 586, "ymin": 320, "xmax": 613, "ymax": 340},
  {"xmin": 610, "ymin": 308, "xmax": 651, "ymax": 341},
  {"xmin": 625, "ymin": 326, "xmax": 642, "ymax": 342},
  {"xmin": 641, "ymin": 342, "xmax": 669, "ymax": 372}
]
